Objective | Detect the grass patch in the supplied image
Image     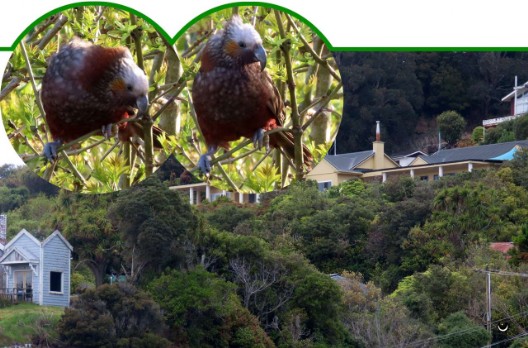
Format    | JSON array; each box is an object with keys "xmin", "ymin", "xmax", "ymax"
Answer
[{"xmin": 0, "ymin": 302, "xmax": 64, "ymax": 346}]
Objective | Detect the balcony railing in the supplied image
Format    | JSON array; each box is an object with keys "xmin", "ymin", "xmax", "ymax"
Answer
[{"xmin": 0, "ymin": 287, "xmax": 34, "ymax": 303}]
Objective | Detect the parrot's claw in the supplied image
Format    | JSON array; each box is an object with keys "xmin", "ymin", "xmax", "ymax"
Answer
[
  {"xmin": 102, "ymin": 124, "xmax": 114, "ymax": 139},
  {"xmin": 198, "ymin": 154, "xmax": 212, "ymax": 175},
  {"xmin": 43, "ymin": 140, "xmax": 61, "ymax": 161},
  {"xmin": 198, "ymin": 146, "xmax": 218, "ymax": 175},
  {"xmin": 252, "ymin": 128, "xmax": 268, "ymax": 150}
]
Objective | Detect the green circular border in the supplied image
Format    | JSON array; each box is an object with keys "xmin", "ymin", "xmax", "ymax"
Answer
[{"xmin": 1, "ymin": 1, "xmax": 527, "ymax": 52}]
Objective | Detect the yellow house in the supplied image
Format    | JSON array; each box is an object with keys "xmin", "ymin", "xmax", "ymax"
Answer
[{"xmin": 307, "ymin": 122, "xmax": 528, "ymax": 189}]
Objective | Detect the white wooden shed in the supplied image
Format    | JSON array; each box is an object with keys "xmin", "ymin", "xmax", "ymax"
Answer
[{"xmin": 0, "ymin": 229, "xmax": 72, "ymax": 307}]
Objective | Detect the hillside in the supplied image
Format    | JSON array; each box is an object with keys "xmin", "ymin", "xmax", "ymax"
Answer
[
  {"xmin": 335, "ymin": 52, "xmax": 528, "ymax": 154},
  {"xmin": 1, "ymin": 160, "xmax": 528, "ymax": 346}
]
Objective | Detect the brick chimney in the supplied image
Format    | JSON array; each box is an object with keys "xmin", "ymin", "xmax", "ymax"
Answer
[{"xmin": 372, "ymin": 121, "xmax": 385, "ymax": 169}]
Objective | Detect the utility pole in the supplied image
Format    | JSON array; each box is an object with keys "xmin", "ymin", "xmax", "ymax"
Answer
[
  {"xmin": 486, "ymin": 271, "xmax": 492, "ymax": 339},
  {"xmin": 475, "ymin": 268, "xmax": 528, "ymax": 348}
]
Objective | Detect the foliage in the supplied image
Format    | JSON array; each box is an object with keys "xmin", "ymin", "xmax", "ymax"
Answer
[
  {"xmin": 391, "ymin": 265, "xmax": 472, "ymax": 325},
  {"xmin": 403, "ymin": 170, "xmax": 528, "ymax": 268},
  {"xmin": 290, "ymin": 271, "xmax": 352, "ymax": 346},
  {"xmin": 0, "ymin": 303, "xmax": 63, "ymax": 347},
  {"xmin": 148, "ymin": 267, "xmax": 273, "ymax": 348},
  {"xmin": 437, "ymin": 311, "xmax": 490, "ymax": 348},
  {"xmin": 57, "ymin": 283, "xmax": 169, "ymax": 348},
  {"xmin": 508, "ymin": 148, "xmax": 528, "ymax": 189},
  {"xmin": 514, "ymin": 114, "xmax": 528, "ymax": 140},
  {"xmin": 0, "ymin": 186, "xmax": 28, "ymax": 213},
  {"xmin": 1, "ymin": 6, "xmax": 178, "ymax": 192},
  {"xmin": 327, "ymin": 179, "xmax": 365, "ymax": 198},
  {"xmin": 510, "ymin": 224, "xmax": 528, "ymax": 265},
  {"xmin": 338, "ymin": 272, "xmax": 434, "ymax": 347},
  {"xmin": 368, "ymin": 180, "xmax": 435, "ymax": 291},
  {"xmin": 6, "ymin": 194, "xmax": 56, "ymax": 238},
  {"xmin": 484, "ymin": 115, "xmax": 528, "ymax": 145},
  {"xmin": 70, "ymin": 264, "xmax": 96, "ymax": 294},
  {"xmin": 108, "ymin": 176, "xmax": 198, "ymax": 281},
  {"xmin": 290, "ymin": 195, "xmax": 374, "ymax": 273},
  {"xmin": 201, "ymin": 201, "xmax": 257, "ymax": 233},
  {"xmin": 174, "ymin": 6, "xmax": 342, "ymax": 192},
  {"xmin": 52, "ymin": 191, "xmax": 121, "ymax": 286},
  {"xmin": 437, "ymin": 110, "xmax": 466, "ymax": 147},
  {"xmin": 471, "ymin": 126, "xmax": 485, "ymax": 143}
]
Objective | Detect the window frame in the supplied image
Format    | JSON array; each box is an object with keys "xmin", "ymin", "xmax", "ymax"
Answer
[{"xmin": 49, "ymin": 271, "xmax": 62, "ymax": 294}]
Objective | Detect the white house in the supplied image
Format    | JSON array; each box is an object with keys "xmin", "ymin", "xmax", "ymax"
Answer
[
  {"xmin": 0, "ymin": 229, "xmax": 73, "ymax": 307},
  {"xmin": 483, "ymin": 77, "xmax": 528, "ymax": 128}
]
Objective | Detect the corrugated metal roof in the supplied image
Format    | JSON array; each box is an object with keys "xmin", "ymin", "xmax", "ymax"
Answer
[
  {"xmin": 325, "ymin": 150, "xmax": 373, "ymax": 171},
  {"xmin": 423, "ymin": 140, "xmax": 528, "ymax": 164}
]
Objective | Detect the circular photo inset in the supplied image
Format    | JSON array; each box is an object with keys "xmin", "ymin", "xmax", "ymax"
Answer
[
  {"xmin": 0, "ymin": 6, "xmax": 181, "ymax": 193},
  {"xmin": 174, "ymin": 6, "xmax": 343, "ymax": 193}
]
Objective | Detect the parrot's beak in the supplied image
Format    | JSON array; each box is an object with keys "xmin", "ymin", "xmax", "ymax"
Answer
[
  {"xmin": 254, "ymin": 44, "xmax": 267, "ymax": 71},
  {"xmin": 136, "ymin": 94, "xmax": 149, "ymax": 115}
]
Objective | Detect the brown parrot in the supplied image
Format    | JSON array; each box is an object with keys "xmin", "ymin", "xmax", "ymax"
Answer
[
  {"xmin": 192, "ymin": 15, "xmax": 313, "ymax": 174},
  {"xmin": 40, "ymin": 38, "xmax": 153, "ymax": 160}
]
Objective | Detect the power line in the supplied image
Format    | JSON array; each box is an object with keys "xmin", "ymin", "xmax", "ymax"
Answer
[
  {"xmin": 399, "ymin": 310, "xmax": 528, "ymax": 348},
  {"xmin": 484, "ymin": 331, "xmax": 528, "ymax": 348}
]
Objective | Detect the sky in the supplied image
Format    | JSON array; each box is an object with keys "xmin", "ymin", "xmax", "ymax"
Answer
[
  {"xmin": 0, "ymin": 118, "xmax": 23, "ymax": 166},
  {"xmin": 0, "ymin": 0, "xmax": 527, "ymax": 166}
]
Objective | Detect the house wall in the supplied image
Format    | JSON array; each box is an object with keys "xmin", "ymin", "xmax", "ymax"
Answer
[
  {"xmin": 41, "ymin": 236, "xmax": 70, "ymax": 307},
  {"xmin": 307, "ymin": 160, "xmax": 363, "ymax": 188},
  {"xmin": 515, "ymin": 92, "xmax": 528, "ymax": 115},
  {"xmin": 308, "ymin": 161, "xmax": 339, "ymax": 185}
]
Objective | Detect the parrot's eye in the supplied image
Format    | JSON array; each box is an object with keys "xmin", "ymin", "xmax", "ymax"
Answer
[
  {"xmin": 126, "ymin": 84, "xmax": 133, "ymax": 91},
  {"xmin": 238, "ymin": 41, "xmax": 246, "ymax": 48}
]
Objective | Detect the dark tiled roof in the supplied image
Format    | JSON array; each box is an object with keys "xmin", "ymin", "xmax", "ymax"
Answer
[
  {"xmin": 423, "ymin": 140, "xmax": 528, "ymax": 164},
  {"xmin": 325, "ymin": 151, "xmax": 373, "ymax": 171}
]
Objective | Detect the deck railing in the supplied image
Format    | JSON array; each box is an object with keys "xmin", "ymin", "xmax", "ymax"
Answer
[{"xmin": 0, "ymin": 288, "xmax": 34, "ymax": 304}]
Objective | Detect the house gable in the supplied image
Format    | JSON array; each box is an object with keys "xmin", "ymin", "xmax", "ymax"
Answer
[
  {"xmin": 42, "ymin": 230, "xmax": 73, "ymax": 251},
  {"xmin": 4, "ymin": 229, "xmax": 40, "ymax": 250},
  {"xmin": 357, "ymin": 153, "xmax": 399, "ymax": 170},
  {"xmin": 0, "ymin": 247, "xmax": 38, "ymax": 264}
]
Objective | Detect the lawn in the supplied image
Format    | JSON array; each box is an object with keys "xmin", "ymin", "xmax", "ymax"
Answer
[{"xmin": 0, "ymin": 302, "xmax": 64, "ymax": 346}]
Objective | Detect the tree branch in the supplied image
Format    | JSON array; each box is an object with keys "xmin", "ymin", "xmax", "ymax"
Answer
[{"xmin": 275, "ymin": 10, "xmax": 304, "ymax": 180}]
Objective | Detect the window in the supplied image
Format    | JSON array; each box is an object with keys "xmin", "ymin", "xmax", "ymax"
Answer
[
  {"xmin": 50, "ymin": 271, "xmax": 62, "ymax": 293},
  {"xmin": 317, "ymin": 181, "xmax": 332, "ymax": 191},
  {"xmin": 420, "ymin": 176, "xmax": 429, "ymax": 181}
]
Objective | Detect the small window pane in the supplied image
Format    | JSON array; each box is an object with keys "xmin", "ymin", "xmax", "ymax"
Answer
[
  {"xmin": 50, "ymin": 272, "xmax": 62, "ymax": 292},
  {"xmin": 317, "ymin": 181, "xmax": 332, "ymax": 191}
]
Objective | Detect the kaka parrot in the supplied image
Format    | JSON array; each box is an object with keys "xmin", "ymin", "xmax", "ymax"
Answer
[
  {"xmin": 192, "ymin": 15, "xmax": 313, "ymax": 174},
  {"xmin": 40, "ymin": 38, "xmax": 155, "ymax": 160}
]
